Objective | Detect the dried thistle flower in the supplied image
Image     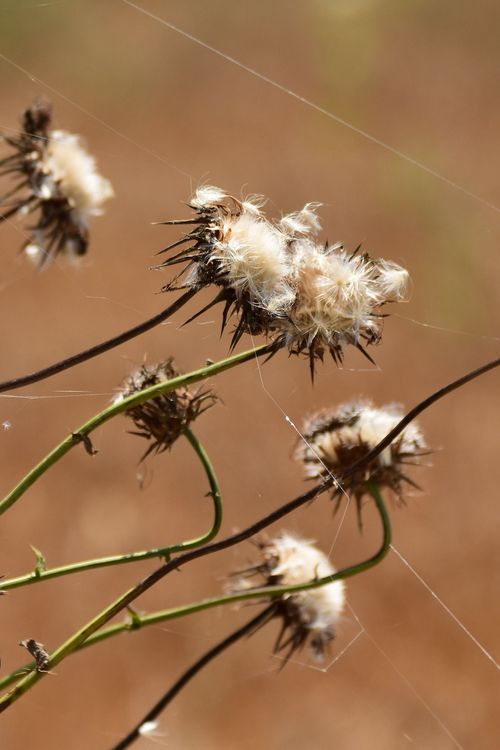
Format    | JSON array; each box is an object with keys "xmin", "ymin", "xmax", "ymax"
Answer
[
  {"xmin": 231, "ymin": 532, "xmax": 345, "ymax": 661},
  {"xmin": 295, "ymin": 400, "xmax": 429, "ymax": 525},
  {"xmin": 158, "ymin": 186, "xmax": 409, "ymax": 370},
  {"xmin": 114, "ymin": 359, "xmax": 217, "ymax": 459},
  {"xmin": 279, "ymin": 241, "xmax": 409, "ymax": 370},
  {"xmin": 0, "ymin": 99, "xmax": 113, "ymax": 265},
  {"xmin": 157, "ymin": 186, "xmax": 295, "ymax": 349}
]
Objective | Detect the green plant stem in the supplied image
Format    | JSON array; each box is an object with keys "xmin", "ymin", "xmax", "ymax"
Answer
[
  {"xmin": 0, "ymin": 429, "xmax": 221, "ymax": 592},
  {"xmin": 0, "ymin": 481, "xmax": 389, "ymax": 698},
  {"xmin": 0, "ymin": 480, "xmax": 326, "ymax": 711},
  {"xmin": 0, "ymin": 343, "xmax": 271, "ymax": 517},
  {"xmin": 1, "ymin": 354, "xmax": 497, "ymax": 706},
  {"xmin": 108, "ymin": 487, "xmax": 389, "ymax": 750}
]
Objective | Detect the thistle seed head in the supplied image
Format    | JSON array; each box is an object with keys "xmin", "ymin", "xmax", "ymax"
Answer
[
  {"xmin": 231, "ymin": 532, "xmax": 345, "ymax": 661},
  {"xmin": 295, "ymin": 400, "xmax": 428, "ymax": 524},
  {"xmin": 158, "ymin": 186, "xmax": 295, "ymax": 347},
  {"xmin": 0, "ymin": 99, "xmax": 113, "ymax": 266},
  {"xmin": 276, "ymin": 240, "xmax": 385, "ymax": 365},
  {"xmin": 114, "ymin": 359, "xmax": 217, "ymax": 459},
  {"xmin": 159, "ymin": 186, "xmax": 410, "ymax": 369}
]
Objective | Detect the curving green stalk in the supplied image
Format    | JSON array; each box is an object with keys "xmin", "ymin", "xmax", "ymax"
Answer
[
  {"xmin": 1, "ymin": 428, "xmax": 221, "ymax": 591},
  {"xmin": 1, "ymin": 354, "xmax": 497, "ymax": 707},
  {"xmin": 0, "ymin": 343, "xmax": 270, "ymax": 517},
  {"xmin": 108, "ymin": 486, "xmax": 392, "ymax": 750},
  {"xmin": 0, "ymin": 481, "xmax": 389, "ymax": 698}
]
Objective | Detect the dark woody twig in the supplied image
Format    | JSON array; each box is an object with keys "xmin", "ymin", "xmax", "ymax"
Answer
[
  {"xmin": 109, "ymin": 605, "xmax": 277, "ymax": 750},
  {"xmin": 0, "ymin": 289, "xmax": 196, "ymax": 393}
]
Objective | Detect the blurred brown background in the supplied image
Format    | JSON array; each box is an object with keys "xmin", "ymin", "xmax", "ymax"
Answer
[{"xmin": 1, "ymin": 1, "xmax": 499, "ymax": 748}]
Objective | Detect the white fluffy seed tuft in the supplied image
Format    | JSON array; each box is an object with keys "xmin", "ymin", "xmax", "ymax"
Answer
[
  {"xmin": 241, "ymin": 192, "xmax": 267, "ymax": 216},
  {"xmin": 189, "ymin": 184, "xmax": 227, "ymax": 210},
  {"xmin": 213, "ymin": 211, "xmax": 294, "ymax": 309},
  {"xmin": 233, "ymin": 532, "xmax": 346, "ymax": 660},
  {"xmin": 281, "ymin": 241, "xmax": 379, "ymax": 351},
  {"xmin": 42, "ymin": 130, "xmax": 114, "ymax": 221},
  {"xmin": 279, "ymin": 203, "xmax": 322, "ymax": 238},
  {"xmin": 376, "ymin": 260, "xmax": 410, "ymax": 302},
  {"xmin": 267, "ymin": 533, "xmax": 345, "ymax": 659},
  {"xmin": 297, "ymin": 400, "xmax": 427, "ymax": 495}
]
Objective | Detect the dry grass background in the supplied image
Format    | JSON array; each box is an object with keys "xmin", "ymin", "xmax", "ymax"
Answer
[{"xmin": 0, "ymin": 1, "xmax": 499, "ymax": 748}]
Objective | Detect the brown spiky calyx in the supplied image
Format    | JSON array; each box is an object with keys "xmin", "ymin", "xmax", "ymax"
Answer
[{"xmin": 116, "ymin": 359, "xmax": 217, "ymax": 459}]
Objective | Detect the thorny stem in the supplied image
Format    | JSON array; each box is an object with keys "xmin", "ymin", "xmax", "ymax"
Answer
[
  {"xmin": 0, "ymin": 355, "xmax": 497, "ymax": 711},
  {"xmin": 0, "ymin": 429, "xmax": 222, "ymax": 591},
  {"xmin": 0, "ymin": 289, "xmax": 197, "ymax": 394},
  {"xmin": 0, "ymin": 483, "xmax": 388, "ymax": 693},
  {"xmin": 108, "ymin": 606, "xmax": 278, "ymax": 750},
  {"xmin": 0, "ymin": 343, "xmax": 272, "ymax": 517}
]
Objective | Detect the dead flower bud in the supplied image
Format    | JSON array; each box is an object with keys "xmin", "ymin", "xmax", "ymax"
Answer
[
  {"xmin": 114, "ymin": 359, "xmax": 216, "ymax": 459},
  {"xmin": 158, "ymin": 187, "xmax": 409, "ymax": 371},
  {"xmin": 295, "ymin": 400, "xmax": 429, "ymax": 526},
  {"xmin": 230, "ymin": 532, "xmax": 345, "ymax": 661},
  {"xmin": 0, "ymin": 99, "xmax": 113, "ymax": 266}
]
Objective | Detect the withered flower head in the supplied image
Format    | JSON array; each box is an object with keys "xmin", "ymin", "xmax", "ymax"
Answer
[
  {"xmin": 280, "ymin": 242, "xmax": 409, "ymax": 368},
  {"xmin": 158, "ymin": 185, "xmax": 295, "ymax": 349},
  {"xmin": 295, "ymin": 400, "xmax": 428, "ymax": 525},
  {"xmin": 158, "ymin": 186, "xmax": 409, "ymax": 371},
  {"xmin": 231, "ymin": 532, "xmax": 345, "ymax": 661},
  {"xmin": 114, "ymin": 359, "xmax": 216, "ymax": 459},
  {"xmin": 0, "ymin": 99, "xmax": 113, "ymax": 266}
]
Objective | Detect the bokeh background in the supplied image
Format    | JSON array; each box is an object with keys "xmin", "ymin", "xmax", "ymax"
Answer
[{"xmin": 1, "ymin": 1, "xmax": 499, "ymax": 748}]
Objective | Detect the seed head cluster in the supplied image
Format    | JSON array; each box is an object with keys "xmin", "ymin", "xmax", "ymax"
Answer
[
  {"xmin": 231, "ymin": 532, "xmax": 345, "ymax": 661},
  {"xmin": 159, "ymin": 186, "xmax": 409, "ymax": 370},
  {"xmin": 295, "ymin": 400, "xmax": 428, "ymax": 524},
  {"xmin": 0, "ymin": 99, "xmax": 113, "ymax": 265},
  {"xmin": 114, "ymin": 359, "xmax": 217, "ymax": 459}
]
